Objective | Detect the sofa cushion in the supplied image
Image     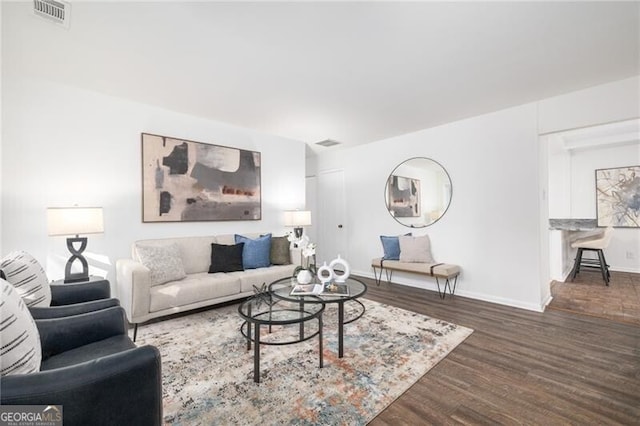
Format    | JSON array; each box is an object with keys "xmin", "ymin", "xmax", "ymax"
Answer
[
  {"xmin": 237, "ymin": 264, "xmax": 297, "ymax": 293},
  {"xmin": 209, "ymin": 243, "xmax": 244, "ymax": 273},
  {"xmin": 399, "ymin": 235, "xmax": 435, "ymax": 263},
  {"xmin": 235, "ymin": 234, "xmax": 272, "ymax": 269},
  {"xmin": 0, "ymin": 250, "xmax": 51, "ymax": 307},
  {"xmin": 149, "ymin": 272, "xmax": 241, "ymax": 313},
  {"xmin": 136, "ymin": 243, "xmax": 187, "ymax": 286},
  {"xmin": 0, "ymin": 279, "xmax": 42, "ymax": 376},
  {"xmin": 270, "ymin": 236, "xmax": 291, "ymax": 265}
]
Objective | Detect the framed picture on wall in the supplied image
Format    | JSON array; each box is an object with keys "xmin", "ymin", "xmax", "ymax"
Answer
[
  {"xmin": 387, "ymin": 175, "xmax": 420, "ymax": 218},
  {"xmin": 595, "ymin": 165, "xmax": 640, "ymax": 228},
  {"xmin": 141, "ymin": 133, "xmax": 262, "ymax": 222}
]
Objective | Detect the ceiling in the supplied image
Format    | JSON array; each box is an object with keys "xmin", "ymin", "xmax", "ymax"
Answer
[{"xmin": 3, "ymin": 1, "xmax": 639, "ymax": 154}]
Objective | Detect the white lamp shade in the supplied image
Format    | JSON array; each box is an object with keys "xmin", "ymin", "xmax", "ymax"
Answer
[
  {"xmin": 284, "ymin": 210, "xmax": 311, "ymax": 227},
  {"xmin": 47, "ymin": 207, "xmax": 104, "ymax": 236}
]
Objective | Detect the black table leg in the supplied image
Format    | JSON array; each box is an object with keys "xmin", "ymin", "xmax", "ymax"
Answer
[
  {"xmin": 254, "ymin": 322, "xmax": 260, "ymax": 383},
  {"xmin": 319, "ymin": 314, "xmax": 323, "ymax": 368},
  {"xmin": 247, "ymin": 304, "xmax": 252, "ymax": 351},
  {"xmin": 299, "ymin": 299, "xmax": 304, "ymax": 340},
  {"xmin": 338, "ymin": 301, "xmax": 344, "ymax": 358}
]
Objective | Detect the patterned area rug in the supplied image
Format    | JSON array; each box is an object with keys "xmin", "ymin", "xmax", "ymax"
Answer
[{"xmin": 137, "ymin": 298, "xmax": 473, "ymax": 425}]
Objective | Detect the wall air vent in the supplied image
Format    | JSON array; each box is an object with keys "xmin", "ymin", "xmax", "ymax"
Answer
[
  {"xmin": 33, "ymin": 0, "xmax": 71, "ymax": 29},
  {"xmin": 315, "ymin": 139, "xmax": 342, "ymax": 147}
]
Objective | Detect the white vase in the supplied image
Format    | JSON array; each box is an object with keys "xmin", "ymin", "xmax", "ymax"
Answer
[
  {"xmin": 296, "ymin": 269, "xmax": 313, "ymax": 284},
  {"xmin": 316, "ymin": 261, "xmax": 334, "ymax": 284},
  {"xmin": 329, "ymin": 255, "xmax": 350, "ymax": 283}
]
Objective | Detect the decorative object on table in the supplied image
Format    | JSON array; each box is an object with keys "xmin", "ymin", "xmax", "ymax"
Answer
[
  {"xmin": 329, "ymin": 254, "xmax": 350, "ymax": 283},
  {"xmin": 290, "ymin": 283, "xmax": 323, "ymax": 296},
  {"xmin": 47, "ymin": 206, "xmax": 104, "ymax": 283},
  {"xmin": 316, "ymin": 261, "xmax": 334, "ymax": 284},
  {"xmin": 284, "ymin": 210, "xmax": 312, "ymax": 240},
  {"xmin": 136, "ymin": 299, "xmax": 473, "ymax": 425},
  {"xmin": 322, "ymin": 282, "xmax": 350, "ymax": 297},
  {"xmin": 141, "ymin": 133, "xmax": 261, "ymax": 223},
  {"xmin": 595, "ymin": 165, "xmax": 640, "ymax": 228},
  {"xmin": 251, "ymin": 283, "xmax": 274, "ymax": 309},
  {"xmin": 292, "ymin": 235, "xmax": 317, "ymax": 283}
]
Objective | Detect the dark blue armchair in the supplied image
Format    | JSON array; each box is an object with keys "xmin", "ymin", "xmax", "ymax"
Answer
[
  {"xmin": 0, "ymin": 306, "xmax": 163, "ymax": 426},
  {"xmin": 30, "ymin": 278, "xmax": 119, "ymax": 319}
]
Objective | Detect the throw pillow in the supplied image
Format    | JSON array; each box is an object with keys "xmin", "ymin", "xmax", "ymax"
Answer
[
  {"xmin": 0, "ymin": 278, "xmax": 42, "ymax": 376},
  {"xmin": 399, "ymin": 235, "xmax": 435, "ymax": 263},
  {"xmin": 0, "ymin": 251, "xmax": 51, "ymax": 307},
  {"xmin": 379, "ymin": 233, "xmax": 411, "ymax": 260},
  {"xmin": 270, "ymin": 236, "xmax": 291, "ymax": 265},
  {"xmin": 136, "ymin": 243, "xmax": 187, "ymax": 286},
  {"xmin": 209, "ymin": 243, "xmax": 245, "ymax": 273},
  {"xmin": 235, "ymin": 234, "xmax": 272, "ymax": 269}
]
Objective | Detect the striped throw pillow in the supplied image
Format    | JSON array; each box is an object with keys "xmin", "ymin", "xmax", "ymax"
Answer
[
  {"xmin": 0, "ymin": 251, "xmax": 51, "ymax": 307},
  {"xmin": 0, "ymin": 279, "xmax": 42, "ymax": 375}
]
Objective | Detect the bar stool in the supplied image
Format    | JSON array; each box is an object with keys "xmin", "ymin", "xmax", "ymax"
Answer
[{"xmin": 569, "ymin": 226, "xmax": 614, "ymax": 285}]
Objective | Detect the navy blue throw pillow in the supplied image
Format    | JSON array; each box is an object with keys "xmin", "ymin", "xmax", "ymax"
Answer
[{"xmin": 209, "ymin": 243, "xmax": 245, "ymax": 273}]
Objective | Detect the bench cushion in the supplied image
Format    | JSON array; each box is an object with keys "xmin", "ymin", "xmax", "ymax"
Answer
[{"xmin": 371, "ymin": 258, "xmax": 460, "ymax": 278}]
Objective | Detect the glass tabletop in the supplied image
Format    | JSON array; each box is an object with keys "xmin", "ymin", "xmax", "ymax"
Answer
[
  {"xmin": 238, "ymin": 295, "xmax": 324, "ymax": 324},
  {"xmin": 269, "ymin": 276, "xmax": 367, "ymax": 304}
]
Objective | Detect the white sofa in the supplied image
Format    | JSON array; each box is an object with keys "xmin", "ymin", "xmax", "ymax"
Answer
[{"xmin": 116, "ymin": 234, "xmax": 299, "ymax": 337}]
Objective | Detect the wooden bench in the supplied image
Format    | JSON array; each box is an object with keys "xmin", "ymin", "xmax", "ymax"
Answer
[{"xmin": 371, "ymin": 258, "xmax": 461, "ymax": 299}]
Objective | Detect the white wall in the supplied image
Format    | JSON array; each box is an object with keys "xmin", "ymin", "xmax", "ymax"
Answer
[
  {"xmin": 1, "ymin": 76, "xmax": 306, "ymax": 293},
  {"xmin": 315, "ymin": 104, "xmax": 544, "ymax": 311},
  {"xmin": 314, "ymin": 76, "xmax": 639, "ymax": 312}
]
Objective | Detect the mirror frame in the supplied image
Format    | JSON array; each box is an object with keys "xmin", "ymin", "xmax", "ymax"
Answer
[{"xmin": 384, "ymin": 157, "xmax": 453, "ymax": 228}]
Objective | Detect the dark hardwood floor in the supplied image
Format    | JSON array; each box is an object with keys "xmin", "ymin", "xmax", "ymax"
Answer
[
  {"xmin": 358, "ymin": 276, "xmax": 640, "ymax": 425},
  {"xmin": 549, "ymin": 270, "xmax": 640, "ymax": 326}
]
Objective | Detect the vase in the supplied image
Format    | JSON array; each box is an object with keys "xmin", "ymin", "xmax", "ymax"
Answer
[
  {"xmin": 296, "ymin": 269, "xmax": 313, "ymax": 284},
  {"xmin": 316, "ymin": 261, "xmax": 334, "ymax": 284},
  {"xmin": 329, "ymin": 255, "xmax": 350, "ymax": 283}
]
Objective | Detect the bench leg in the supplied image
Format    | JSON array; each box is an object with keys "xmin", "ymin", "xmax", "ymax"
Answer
[
  {"xmin": 435, "ymin": 277, "xmax": 444, "ymax": 299},
  {"xmin": 372, "ymin": 266, "xmax": 393, "ymax": 286}
]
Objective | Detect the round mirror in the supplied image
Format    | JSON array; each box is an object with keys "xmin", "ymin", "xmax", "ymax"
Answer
[{"xmin": 384, "ymin": 157, "xmax": 452, "ymax": 228}]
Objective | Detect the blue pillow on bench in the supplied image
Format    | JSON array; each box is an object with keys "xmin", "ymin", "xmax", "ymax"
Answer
[
  {"xmin": 380, "ymin": 233, "xmax": 411, "ymax": 260},
  {"xmin": 235, "ymin": 234, "xmax": 272, "ymax": 269}
]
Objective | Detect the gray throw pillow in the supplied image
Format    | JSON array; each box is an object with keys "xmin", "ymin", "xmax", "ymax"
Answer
[
  {"xmin": 399, "ymin": 235, "xmax": 435, "ymax": 263},
  {"xmin": 136, "ymin": 243, "xmax": 187, "ymax": 286},
  {"xmin": 270, "ymin": 236, "xmax": 291, "ymax": 265}
]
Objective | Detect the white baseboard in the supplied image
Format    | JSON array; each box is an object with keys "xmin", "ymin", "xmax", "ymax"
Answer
[{"xmin": 354, "ymin": 269, "xmax": 546, "ymax": 313}]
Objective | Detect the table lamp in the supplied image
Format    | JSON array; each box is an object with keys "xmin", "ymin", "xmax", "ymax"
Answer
[
  {"xmin": 47, "ymin": 206, "xmax": 104, "ymax": 283},
  {"xmin": 284, "ymin": 210, "xmax": 311, "ymax": 239}
]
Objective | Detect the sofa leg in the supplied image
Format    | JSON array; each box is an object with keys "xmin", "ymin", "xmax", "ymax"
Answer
[{"xmin": 133, "ymin": 323, "xmax": 138, "ymax": 342}]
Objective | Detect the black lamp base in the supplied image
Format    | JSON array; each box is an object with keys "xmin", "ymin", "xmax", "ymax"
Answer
[
  {"xmin": 293, "ymin": 227, "xmax": 303, "ymax": 239},
  {"xmin": 64, "ymin": 236, "xmax": 90, "ymax": 284}
]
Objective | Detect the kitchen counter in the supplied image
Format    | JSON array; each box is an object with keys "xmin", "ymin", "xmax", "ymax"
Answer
[{"xmin": 549, "ymin": 218, "xmax": 598, "ymax": 231}]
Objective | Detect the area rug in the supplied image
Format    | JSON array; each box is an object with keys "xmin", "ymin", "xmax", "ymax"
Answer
[{"xmin": 137, "ymin": 298, "xmax": 473, "ymax": 425}]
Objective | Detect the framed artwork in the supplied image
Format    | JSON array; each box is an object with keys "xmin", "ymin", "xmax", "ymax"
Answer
[
  {"xmin": 141, "ymin": 133, "xmax": 261, "ymax": 222},
  {"xmin": 387, "ymin": 175, "xmax": 420, "ymax": 218},
  {"xmin": 595, "ymin": 165, "xmax": 640, "ymax": 228}
]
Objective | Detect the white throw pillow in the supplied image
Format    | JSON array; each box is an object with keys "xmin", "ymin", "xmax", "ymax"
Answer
[
  {"xmin": 0, "ymin": 251, "xmax": 51, "ymax": 307},
  {"xmin": 136, "ymin": 243, "xmax": 187, "ymax": 286},
  {"xmin": 399, "ymin": 235, "xmax": 435, "ymax": 263},
  {"xmin": 0, "ymin": 278, "xmax": 42, "ymax": 376}
]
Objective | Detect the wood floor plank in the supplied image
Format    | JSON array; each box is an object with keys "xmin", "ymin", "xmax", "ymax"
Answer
[{"xmin": 360, "ymin": 276, "xmax": 640, "ymax": 425}]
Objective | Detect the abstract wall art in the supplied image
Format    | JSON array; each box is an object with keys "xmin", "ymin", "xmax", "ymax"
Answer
[
  {"xmin": 387, "ymin": 175, "xmax": 420, "ymax": 218},
  {"xmin": 141, "ymin": 133, "xmax": 261, "ymax": 222},
  {"xmin": 595, "ymin": 165, "xmax": 640, "ymax": 228}
]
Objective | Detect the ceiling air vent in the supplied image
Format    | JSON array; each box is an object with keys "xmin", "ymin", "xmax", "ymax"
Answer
[
  {"xmin": 33, "ymin": 0, "xmax": 71, "ymax": 29},
  {"xmin": 315, "ymin": 139, "xmax": 342, "ymax": 147}
]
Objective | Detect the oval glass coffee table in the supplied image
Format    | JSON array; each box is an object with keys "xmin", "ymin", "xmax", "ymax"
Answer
[
  {"xmin": 238, "ymin": 296, "xmax": 325, "ymax": 383},
  {"xmin": 269, "ymin": 276, "xmax": 367, "ymax": 358}
]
